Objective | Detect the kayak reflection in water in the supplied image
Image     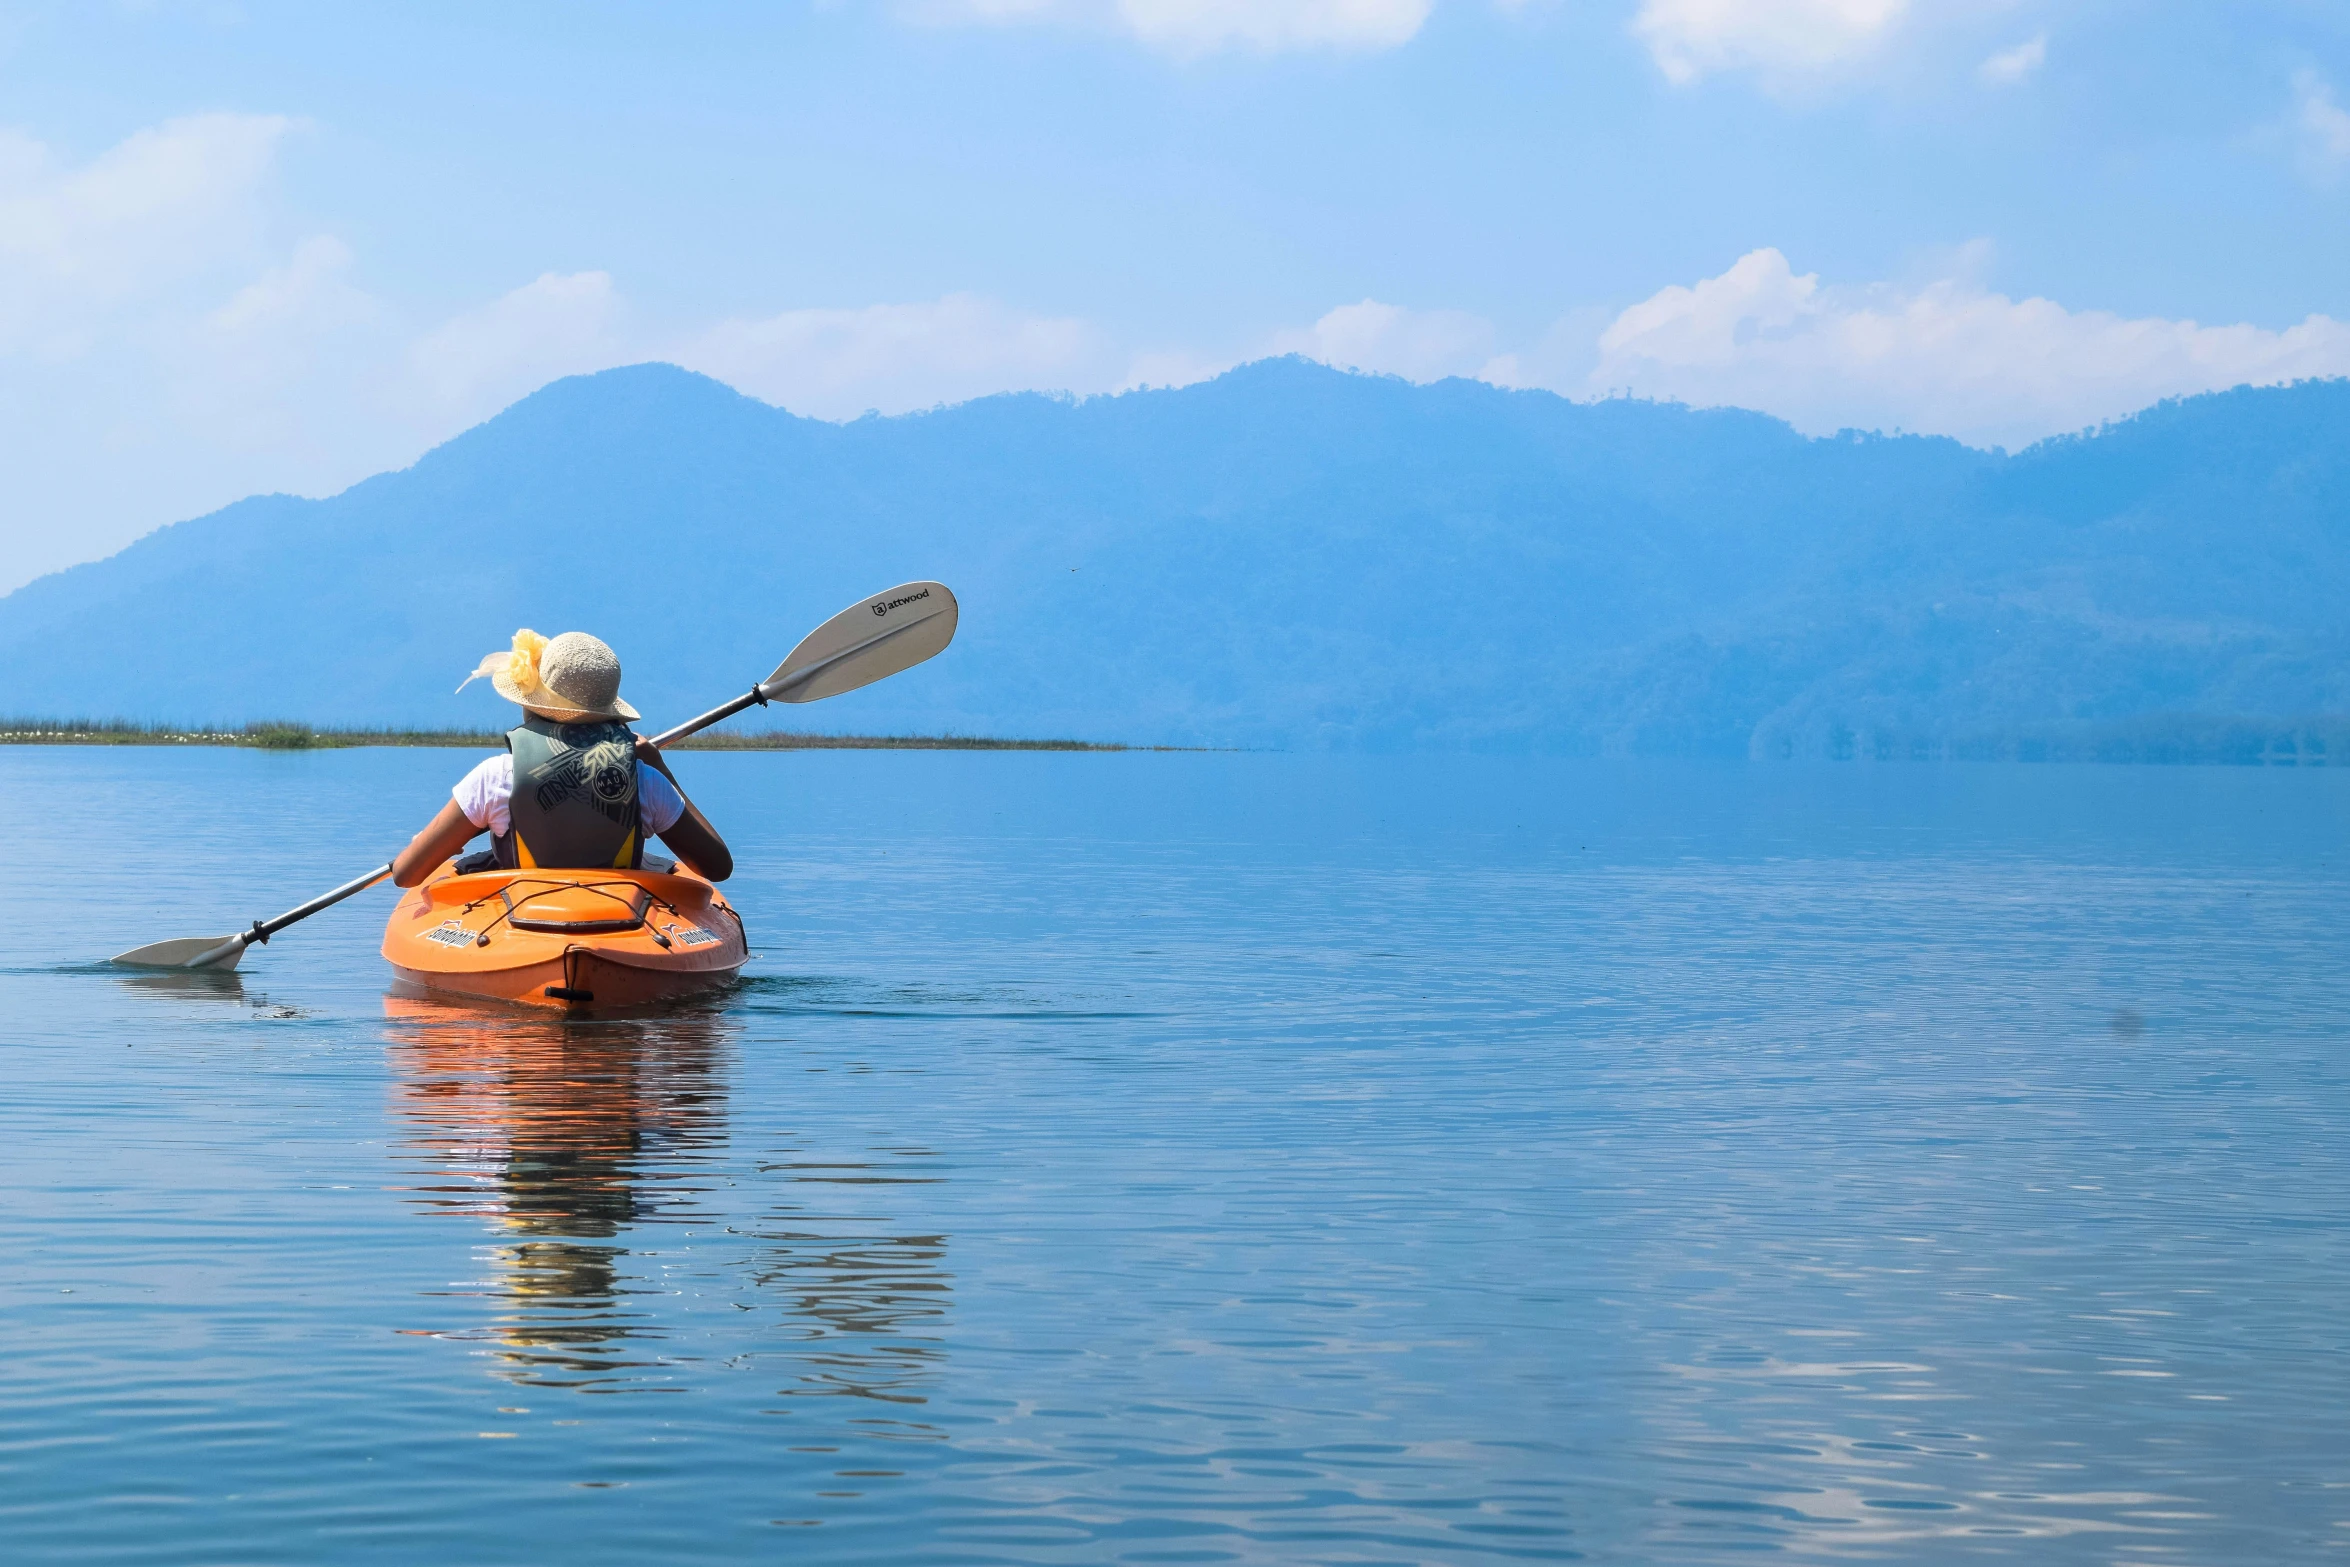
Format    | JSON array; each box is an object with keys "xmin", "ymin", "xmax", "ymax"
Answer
[
  {"xmin": 385, "ymin": 996, "xmax": 734, "ymax": 1388},
  {"xmin": 385, "ymin": 995, "xmax": 958, "ymax": 1403},
  {"xmin": 389, "ymin": 628, "xmax": 732, "ymax": 889}
]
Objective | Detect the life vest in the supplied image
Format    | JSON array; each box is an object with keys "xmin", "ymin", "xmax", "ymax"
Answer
[{"xmin": 494, "ymin": 713, "xmax": 643, "ymax": 870}]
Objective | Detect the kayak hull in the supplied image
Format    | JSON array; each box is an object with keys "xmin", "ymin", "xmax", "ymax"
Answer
[{"xmin": 381, "ymin": 859, "xmax": 747, "ymax": 1011}]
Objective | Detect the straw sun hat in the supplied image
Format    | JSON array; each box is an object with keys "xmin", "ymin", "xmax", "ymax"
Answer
[{"xmin": 457, "ymin": 629, "xmax": 640, "ymax": 722}]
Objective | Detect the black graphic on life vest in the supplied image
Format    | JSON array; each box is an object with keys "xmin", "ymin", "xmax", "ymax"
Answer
[
  {"xmin": 532, "ymin": 730, "xmax": 636, "ymax": 826},
  {"xmin": 497, "ymin": 714, "xmax": 643, "ymax": 870}
]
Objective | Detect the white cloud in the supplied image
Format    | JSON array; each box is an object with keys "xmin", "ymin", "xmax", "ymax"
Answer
[
  {"xmin": 0, "ymin": 114, "xmax": 1131, "ymax": 594},
  {"xmin": 401, "ymin": 280, "xmax": 1109, "ymax": 430},
  {"xmin": 913, "ymin": 0, "xmax": 1430, "ymax": 54},
  {"xmin": 1116, "ymin": 0, "xmax": 1429, "ymax": 52},
  {"xmin": 176, "ymin": 234, "xmax": 385, "ymax": 447},
  {"xmin": 1130, "ymin": 266, "xmax": 2350, "ymax": 455},
  {"xmin": 2294, "ymin": 71, "xmax": 2350, "ymax": 178},
  {"xmin": 1121, "ymin": 345, "xmax": 1238, "ymax": 390},
  {"xmin": 1632, "ymin": 0, "xmax": 1908, "ymax": 84},
  {"xmin": 675, "ymin": 292, "xmax": 1105, "ymax": 417},
  {"xmin": 0, "ymin": 113, "xmax": 354, "ymax": 592},
  {"xmin": 405, "ymin": 270, "xmax": 627, "ymax": 425},
  {"xmin": 204, "ymin": 234, "xmax": 374, "ymax": 343},
  {"xmin": 1118, "ymin": 298, "xmax": 1509, "ymax": 393},
  {"xmin": 1978, "ymin": 32, "xmax": 2044, "ymax": 86},
  {"xmin": 916, "ymin": 0, "xmax": 1059, "ymax": 16},
  {"xmin": 1581, "ymin": 247, "xmax": 2350, "ymax": 448},
  {"xmin": 0, "ymin": 115, "xmax": 660, "ymax": 593},
  {"xmin": 0, "ymin": 111, "xmax": 292, "ymax": 352},
  {"xmin": 0, "ymin": 118, "xmax": 1108, "ymax": 590},
  {"xmin": 1271, "ymin": 298, "xmax": 1499, "ymax": 381}
]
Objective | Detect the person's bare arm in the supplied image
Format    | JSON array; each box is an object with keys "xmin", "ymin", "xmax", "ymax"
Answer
[
  {"xmin": 392, "ymin": 799, "xmax": 482, "ymax": 887},
  {"xmin": 637, "ymin": 737, "xmax": 733, "ymax": 881}
]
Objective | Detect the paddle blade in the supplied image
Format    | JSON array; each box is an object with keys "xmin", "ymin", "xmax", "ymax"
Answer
[
  {"xmin": 761, "ymin": 580, "xmax": 959, "ymax": 704},
  {"xmin": 112, "ymin": 935, "xmax": 248, "ymax": 971}
]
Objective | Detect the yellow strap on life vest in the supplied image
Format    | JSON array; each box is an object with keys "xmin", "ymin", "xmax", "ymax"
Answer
[{"xmin": 612, "ymin": 828, "xmax": 637, "ymax": 868}]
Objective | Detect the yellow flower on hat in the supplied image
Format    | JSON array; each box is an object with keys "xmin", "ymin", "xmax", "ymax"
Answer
[
  {"xmin": 505, "ymin": 629, "xmax": 549, "ymax": 693},
  {"xmin": 456, "ymin": 626, "xmax": 639, "ymax": 721},
  {"xmin": 457, "ymin": 628, "xmax": 550, "ymax": 695}
]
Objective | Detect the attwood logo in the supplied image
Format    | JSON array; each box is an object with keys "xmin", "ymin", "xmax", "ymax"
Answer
[{"xmin": 871, "ymin": 587, "xmax": 932, "ymax": 617}]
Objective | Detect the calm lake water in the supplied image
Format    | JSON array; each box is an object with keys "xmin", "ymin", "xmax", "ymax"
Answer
[{"xmin": 3, "ymin": 748, "xmax": 2347, "ymax": 1564}]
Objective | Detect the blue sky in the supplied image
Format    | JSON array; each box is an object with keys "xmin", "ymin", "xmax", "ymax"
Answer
[{"xmin": 3, "ymin": 0, "xmax": 2347, "ymax": 591}]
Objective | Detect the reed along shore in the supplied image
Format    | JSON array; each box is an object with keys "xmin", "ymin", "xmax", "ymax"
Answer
[{"xmin": 0, "ymin": 721, "xmax": 1136, "ymax": 752}]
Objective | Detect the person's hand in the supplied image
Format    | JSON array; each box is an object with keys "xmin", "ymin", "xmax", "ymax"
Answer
[{"xmin": 634, "ymin": 735, "xmax": 673, "ymax": 775}]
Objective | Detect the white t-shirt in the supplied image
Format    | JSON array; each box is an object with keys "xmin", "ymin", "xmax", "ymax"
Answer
[{"xmin": 453, "ymin": 755, "xmax": 687, "ymax": 839}]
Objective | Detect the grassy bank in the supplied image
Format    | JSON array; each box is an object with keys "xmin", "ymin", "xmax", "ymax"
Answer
[
  {"xmin": 1753, "ymin": 715, "xmax": 2350, "ymax": 765},
  {"xmin": 0, "ymin": 720, "xmax": 1136, "ymax": 752}
]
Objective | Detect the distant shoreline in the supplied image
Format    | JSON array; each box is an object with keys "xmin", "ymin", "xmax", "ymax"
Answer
[{"xmin": 0, "ymin": 722, "xmax": 1151, "ymax": 752}]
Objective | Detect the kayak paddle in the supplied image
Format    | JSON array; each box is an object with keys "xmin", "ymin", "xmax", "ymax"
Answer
[
  {"xmin": 112, "ymin": 864, "xmax": 397, "ymax": 971},
  {"xmin": 648, "ymin": 579, "xmax": 959, "ymax": 746},
  {"xmin": 111, "ymin": 579, "xmax": 960, "ymax": 971}
]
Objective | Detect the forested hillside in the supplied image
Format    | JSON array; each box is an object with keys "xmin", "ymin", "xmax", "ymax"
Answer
[{"xmin": 4, "ymin": 359, "xmax": 2345, "ymax": 756}]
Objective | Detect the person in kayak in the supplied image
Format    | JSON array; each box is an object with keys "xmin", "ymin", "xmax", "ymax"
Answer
[{"xmin": 389, "ymin": 629, "xmax": 732, "ymax": 887}]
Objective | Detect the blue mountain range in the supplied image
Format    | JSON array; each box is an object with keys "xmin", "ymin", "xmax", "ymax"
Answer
[{"xmin": 5, "ymin": 358, "xmax": 2347, "ymax": 756}]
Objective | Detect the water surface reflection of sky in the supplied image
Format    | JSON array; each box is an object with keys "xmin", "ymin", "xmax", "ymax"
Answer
[{"xmin": 6, "ymin": 751, "xmax": 2348, "ymax": 1562}]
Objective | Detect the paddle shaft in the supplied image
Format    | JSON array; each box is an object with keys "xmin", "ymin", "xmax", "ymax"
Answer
[
  {"xmin": 148, "ymin": 861, "xmax": 397, "ymax": 969},
  {"xmin": 214, "ymin": 862, "xmax": 394, "ymax": 960},
  {"xmin": 649, "ymin": 687, "xmax": 769, "ymax": 750},
  {"xmin": 259, "ymin": 863, "xmax": 396, "ymax": 940}
]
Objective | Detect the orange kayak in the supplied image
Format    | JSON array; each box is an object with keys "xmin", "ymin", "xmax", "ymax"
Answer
[{"xmin": 381, "ymin": 858, "xmax": 748, "ymax": 1010}]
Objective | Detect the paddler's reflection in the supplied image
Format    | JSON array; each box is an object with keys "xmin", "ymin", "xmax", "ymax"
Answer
[
  {"xmin": 383, "ymin": 995, "xmax": 954, "ymax": 1406},
  {"xmin": 384, "ymin": 995, "xmax": 730, "ymax": 1389}
]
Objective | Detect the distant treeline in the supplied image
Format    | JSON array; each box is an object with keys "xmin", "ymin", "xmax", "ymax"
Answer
[
  {"xmin": 0, "ymin": 720, "xmax": 1131, "ymax": 752},
  {"xmin": 2, "ymin": 715, "xmax": 2343, "ymax": 762},
  {"xmin": 1752, "ymin": 715, "xmax": 2350, "ymax": 765}
]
